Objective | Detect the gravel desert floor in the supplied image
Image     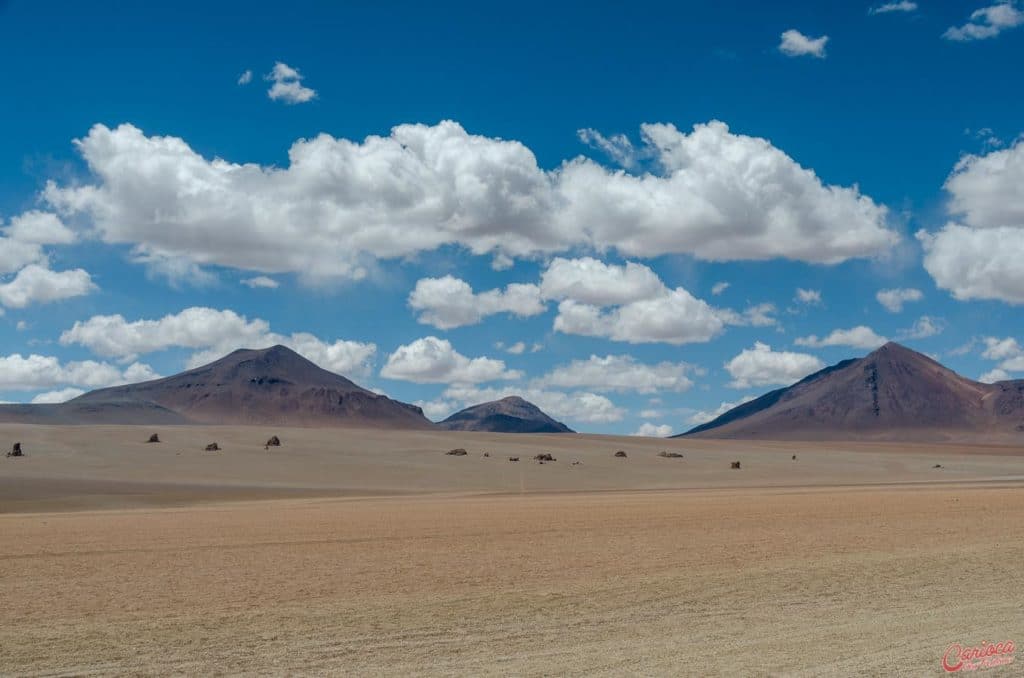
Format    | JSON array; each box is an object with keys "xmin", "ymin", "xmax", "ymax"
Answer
[{"xmin": 2, "ymin": 426, "xmax": 1023, "ymax": 675}]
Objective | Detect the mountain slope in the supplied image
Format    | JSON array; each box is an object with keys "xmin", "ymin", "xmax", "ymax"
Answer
[
  {"xmin": 54, "ymin": 345, "xmax": 433, "ymax": 428},
  {"xmin": 681, "ymin": 342, "xmax": 1024, "ymax": 441},
  {"xmin": 438, "ymin": 396, "xmax": 574, "ymax": 433}
]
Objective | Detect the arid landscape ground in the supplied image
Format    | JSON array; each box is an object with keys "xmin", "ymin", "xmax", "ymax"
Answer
[{"xmin": 2, "ymin": 424, "xmax": 1023, "ymax": 675}]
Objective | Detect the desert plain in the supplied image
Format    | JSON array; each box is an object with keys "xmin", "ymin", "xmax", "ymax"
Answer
[{"xmin": 2, "ymin": 424, "xmax": 1023, "ymax": 676}]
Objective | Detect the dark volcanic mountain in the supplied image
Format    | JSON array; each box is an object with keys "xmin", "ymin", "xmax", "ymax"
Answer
[
  {"xmin": 438, "ymin": 396, "xmax": 574, "ymax": 433},
  {"xmin": 680, "ymin": 342, "xmax": 1024, "ymax": 442},
  {"xmin": 0, "ymin": 345, "xmax": 434, "ymax": 428}
]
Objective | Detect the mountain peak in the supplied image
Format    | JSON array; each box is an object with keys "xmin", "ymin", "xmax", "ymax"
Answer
[
  {"xmin": 438, "ymin": 396, "xmax": 573, "ymax": 433},
  {"xmin": 682, "ymin": 342, "xmax": 1008, "ymax": 441},
  {"xmin": 67, "ymin": 346, "xmax": 433, "ymax": 429}
]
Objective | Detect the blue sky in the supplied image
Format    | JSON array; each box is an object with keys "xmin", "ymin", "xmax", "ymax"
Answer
[{"xmin": 1, "ymin": 0, "xmax": 1024, "ymax": 434}]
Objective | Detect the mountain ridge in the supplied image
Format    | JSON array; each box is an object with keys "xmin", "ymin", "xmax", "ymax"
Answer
[
  {"xmin": 680, "ymin": 342, "xmax": 1024, "ymax": 442},
  {"xmin": 438, "ymin": 396, "xmax": 574, "ymax": 433}
]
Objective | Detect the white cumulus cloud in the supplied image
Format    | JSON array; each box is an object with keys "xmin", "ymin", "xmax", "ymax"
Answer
[
  {"xmin": 538, "ymin": 354, "xmax": 695, "ymax": 394},
  {"xmin": 31, "ymin": 387, "xmax": 86, "ymax": 404},
  {"xmin": 725, "ymin": 342, "xmax": 824, "ymax": 389},
  {"xmin": 919, "ymin": 139, "xmax": 1024, "ymax": 304},
  {"xmin": 876, "ymin": 287, "xmax": 923, "ymax": 312},
  {"xmin": 795, "ymin": 326, "xmax": 888, "ymax": 350},
  {"xmin": 59, "ymin": 307, "xmax": 377, "ymax": 376},
  {"xmin": 779, "ymin": 29, "xmax": 829, "ymax": 58},
  {"xmin": 265, "ymin": 61, "xmax": 316, "ymax": 103},
  {"xmin": 408, "ymin": 276, "xmax": 545, "ymax": 329},
  {"xmin": 380, "ymin": 336, "xmax": 519, "ymax": 384},
  {"xmin": 41, "ymin": 120, "xmax": 896, "ymax": 283},
  {"xmin": 943, "ymin": 2, "xmax": 1023, "ymax": 41},
  {"xmin": 0, "ymin": 353, "xmax": 158, "ymax": 393},
  {"xmin": 0, "ymin": 265, "xmax": 95, "ymax": 308},
  {"xmin": 632, "ymin": 422, "xmax": 673, "ymax": 437},
  {"xmin": 241, "ymin": 275, "xmax": 279, "ymax": 289},
  {"xmin": 870, "ymin": 1, "xmax": 917, "ymax": 14}
]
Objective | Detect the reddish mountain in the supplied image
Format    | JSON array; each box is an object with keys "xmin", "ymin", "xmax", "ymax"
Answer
[
  {"xmin": 438, "ymin": 396, "xmax": 574, "ymax": 433},
  {"xmin": 681, "ymin": 342, "xmax": 1024, "ymax": 442},
  {"xmin": 50, "ymin": 345, "xmax": 433, "ymax": 428}
]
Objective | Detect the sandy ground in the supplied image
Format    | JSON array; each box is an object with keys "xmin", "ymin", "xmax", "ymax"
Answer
[{"xmin": 2, "ymin": 426, "xmax": 1023, "ymax": 675}]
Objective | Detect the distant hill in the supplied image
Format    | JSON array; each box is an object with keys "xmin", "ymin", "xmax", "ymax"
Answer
[
  {"xmin": 680, "ymin": 342, "xmax": 1024, "ymax": 442},
  {"xmin": 438, "ymin": 396, "xmax": 573, "ymax": 433},
  {"xmin": 0, "ymin": 345, "xmax": 433, "ymax": 428}
]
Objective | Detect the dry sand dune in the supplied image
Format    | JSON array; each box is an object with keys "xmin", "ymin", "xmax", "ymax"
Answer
[{"xmin": 2, "ymin": 425, "xmax": 1024, "ymax": 675}]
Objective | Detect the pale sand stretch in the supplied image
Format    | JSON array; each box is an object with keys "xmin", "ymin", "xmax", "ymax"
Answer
[{"xmin": 2, "ymin": 425, "xmax": 1023, "ymax": 675}]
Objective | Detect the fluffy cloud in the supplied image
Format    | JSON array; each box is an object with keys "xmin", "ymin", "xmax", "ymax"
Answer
[
  {"xmin": 943, "ymin": 3, "xmax": 1023, "ymax": 41},
  {"xmin": 982, "ymin": 336, "xmax": 1022, "ymax": 360},
  {"xmin": 795, "ymin": 326, "xmax": 888, "ymax": 350},
  {"xmin": 977, "ymin": 337, "xmax": 1024, "ymax": 382},
  {"xmin": 577, "ymin": 128, "xmax": 638, "ymax": 168},
  {"xmin": 0, "ymin": 353, "xmax": 158, "ymax": 393},
  {"xmin": 876, "ymin": 287, "xmax": 922, "ymax": 312},
  {"xmin": 0, "ymin": 265, "xmax": 95, "ymax": 308},
  {"xmin": 711, "ymin": 281, "xmax": 730, "ymax": 295},
  {"xmin": 554, "ymin": 290, "xmax": 724, "ymax": 345},
  {"xmin": 442, "ymin": 384, "xmax": 625, "ymax": 423},
  {"xmin": 237, "ymin": 69, "xmax": 253, "ymax": 85},
  {"xmin": 265, "ymin": 62, "xmax": 316, "ymax": 104},
  {"xmin": 717, "ymin": 303, "xmax": 778, "ymax": 327},
  {"xmin": 725, "ymin": 342, "xmax": 824, "ymax": 389},
  {"xmin": 869, "ymin": 1, "xmax": 917, "ymax": 14},
  {"xmin": 42, "ymin": 120, "xmax": 896, "ymax": 282},
  {"xmin": 898, "ymin": 316, "xmax": 944, "ymax": 340},
  {"xmin": 631, "ymin": 422, "xmax": 673, "ymax": 437},
  {"xmin": 538, "ymin": 354, "xmax": 695, "ymax": 393},
  {"xmin": 380, "ymin": 336, "xmax": 519, "ymax": 384},
  {"xmin": 979, "ymin": 368, "xmax": 1011, "ymax": 384},
  {"xmin": 778, "ymin": 29, "xmax": 828, "ymax": 58},
  {"xmin": 794, "ymin": 288, "xmax": 822, "ymax": 305},
  {"xmin": 31, "ymin": 387, "xmax": 86, "ymax": 404},
  {"xmin": 687, "ymin": 395, "xmax": 756, "ymax": 426},
  {"xmin": 5, "ymin": 211, "xmax": 76, "ymax": 244},
  {"xmin": 409, "ymin": 276, "xmax": 545, "ymax": 329},
  {"xmin": 919, "ymin": 140, "xmax": 1024, "ymax": 303},
  {"xmin": 241, "ymin": 275, "xmax": 279, "ymax": 289},
  {"xmin": 59, "ymin": 306, "xmax": 377, "ymax": 376},
  {"xmin": 539, "ymin": 258, "xmax": 730, "ymax": 344},
  {"xmin": 540, "ymin": 257, "xmax": 665, "ymax": 306}
]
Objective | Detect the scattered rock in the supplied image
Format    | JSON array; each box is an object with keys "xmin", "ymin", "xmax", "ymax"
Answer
[
  {"xmin": 146, "ymin": 433, "xmax": 160, "ymax": 443},
  {"xmin": 933, "ymin": 463, "xmax": 943, "ymax": 469},
  {"xmin": 205, "ymin": 442, "xmax": 220, "ymax": 451},
  {"xmin": 534, "ymin": 453, "xmax": 556, "ymax": 462},
  {"xmin": 446, "ymin": 448, "xmax": 468, "ymax": 456},
  {"xmin": 731, "ymin": 461, "xmax": 741, "ymax": 469},
  {"xmin": 508, "ymin": 456, "xmax": 519, "ymax": 462},
  {"xmin": 6, "ymin": 442, "xmax": 22, "ymax": 457},
  {"xmin": 266, "ymin": 435, "xmax": 281, "ymax": 447},
  {"xmin": 482, "ymin": 452, "xmax": 490, "ymax": 458},
  {"xmin": 658, "ymin": 451, "xmax": 684, "ymax": 458},
  {"xmin": 571, "ymin": 460, "xmax": 582, "ymax": 466},
  {"xmin": 614, "ymin": 450, "xmax": 628, "ymax": 458},
  {"xmin": 792, "ymin": 455, "xmax": 797, "ymax": 460}
]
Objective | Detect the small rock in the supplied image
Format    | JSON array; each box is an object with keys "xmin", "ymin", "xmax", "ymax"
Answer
[
  {"xmin": 533, "ymin": 453, "xmax": 555, "ymax": 462},
  {"xmin": 446, "ymin": 448, "xmax": 468, "ymax": 456},
  {"xmin": 205, "ymin": 442, "xmax": 220, "ymax": 452},
  {"xmin": 614, "ymin": 450, "xmax": 628, "ymax": 458},
  {"xmin": 146, "ymin": 433, "xmax": 160, "ymax": 443},
  {"xmin": 266, "ymin": 435, "xmax": 281, "ymax": 447},
  {"xmin": 731, "ymin": 461, "xmax": 741, "ymax": 469}
]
